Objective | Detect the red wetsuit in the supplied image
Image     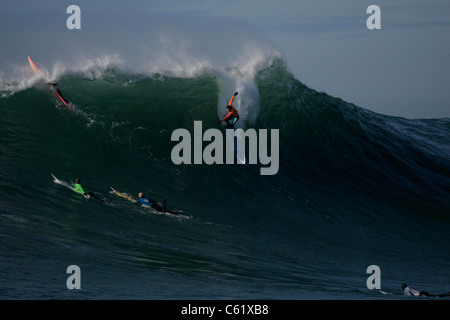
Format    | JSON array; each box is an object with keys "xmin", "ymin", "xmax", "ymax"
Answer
[{"xmin": 221, "ymin": 94, "xmax": 239, "ymax": 122}]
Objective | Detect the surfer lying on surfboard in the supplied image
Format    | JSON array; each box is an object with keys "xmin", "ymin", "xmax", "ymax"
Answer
[
  {"xmin": 136, "ymin": 192, "xmax": 167, "ymax": 212},
  {"xmin": 218, "ymin": 92, "xmax": 239, "ymax": 128},
  {"xmin": 74, "ymin": 178, "xmax": 106, "ymax": 202},
  {"xmin": 402, "ymin": 284, "xmax": 450, "ymax": 297}
]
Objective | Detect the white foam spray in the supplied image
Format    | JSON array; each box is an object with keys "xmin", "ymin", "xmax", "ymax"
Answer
[{"xmin": 0, "ymin": 8, "xmax": 283, "ymax": 123}]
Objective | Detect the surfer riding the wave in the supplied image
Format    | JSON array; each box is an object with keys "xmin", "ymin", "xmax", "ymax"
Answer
[
  {"xmin": 27, "ymin": 57, "xmax": 71, "ymax": 109},
  {"xmin": 218, "ymin": 92, "xmax": 239, "ymax": 128},
  {"xmin": 48, "ymin": 83, "xmax": 70, "ymax": 106}
]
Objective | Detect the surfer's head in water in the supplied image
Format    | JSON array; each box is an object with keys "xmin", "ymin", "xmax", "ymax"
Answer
[
  {"xmin": 75, "ymin": 178, "xmax": 81, "ymax": 184},
  {"xmin": 138, "ymin": 192, "xmax": 145, "ymax": 199}
]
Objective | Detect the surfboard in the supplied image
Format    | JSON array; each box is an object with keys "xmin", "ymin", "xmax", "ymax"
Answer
[
  {"xmin": 28, "ymin": 56, "xmax": 40, "ymax": 75},
  {"xmin": 378, "ymin": 289, "xmax": 402, "ymax": 295},
  {"xmin": 110, "ymin": 187, "xmax": 136, "ymax": 202},
  {"xmin": 27, "ymin": 56, "xmax": 71, "ymax": 108},
  {"xmin": 110, "ymin": 187, "xmax": 187, "ymax": 218},
  {"xmin": 52, "ymin": 173, "xmax": 90, "ymax": 199},
  {"xmin": 379, "ymin": 290, "xmax": 392, "ymax": 295}
]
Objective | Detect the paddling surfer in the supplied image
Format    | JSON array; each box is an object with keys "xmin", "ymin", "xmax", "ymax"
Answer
[
  {"xmin": 136, "ymin": 192, "xmax": 167, "ymax": 212},
  {"xmin": 74, "ymin": 178, "xmax": 105, "ymax": 202},
  {"xmin": 402, "ymin": 284, "xmax": 450, "ymax": 297}
]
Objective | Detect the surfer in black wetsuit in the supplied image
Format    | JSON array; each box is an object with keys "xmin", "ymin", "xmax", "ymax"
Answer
[
  {"xmin": 402, "ymin": 284, "xmax": 450, "ymax": 297},
  {"xmin": 48, "ymin": 83, "xmax": 70, "ymax": 106}
]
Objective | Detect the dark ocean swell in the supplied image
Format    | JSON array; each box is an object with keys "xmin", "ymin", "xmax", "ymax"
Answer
[{"xmin": 0, "ymin": 59, "xmax": 449, "ymax": 299}]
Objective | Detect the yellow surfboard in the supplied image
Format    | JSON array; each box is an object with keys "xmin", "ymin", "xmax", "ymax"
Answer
[{"xmin": 110, "ymin": 187, "xmax": 136, "ymax": 202}]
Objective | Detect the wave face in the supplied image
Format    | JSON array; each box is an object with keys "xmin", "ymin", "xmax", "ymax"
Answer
[{"xmin": 0, "ymin": 58, "xmax": 449, "ymax": 299}]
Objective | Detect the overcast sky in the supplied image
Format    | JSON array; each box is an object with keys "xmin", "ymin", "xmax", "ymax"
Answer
[
  {"xmin": 1, "ymin": 0, "xmax": 449, "ymax": 119},
  {"xmin": 173, "ymin": 0, "xmax": 450, "ymax": 119}
]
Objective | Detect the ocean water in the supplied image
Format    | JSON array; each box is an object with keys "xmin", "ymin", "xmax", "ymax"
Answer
[{"xmin": 0, "ymin": 54, "xmax": 449, "ymax": 299}]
